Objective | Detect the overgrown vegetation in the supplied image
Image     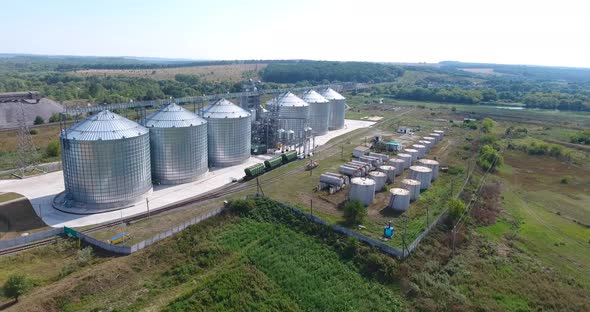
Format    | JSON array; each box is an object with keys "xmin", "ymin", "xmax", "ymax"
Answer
[
  {"xmin": 343, "ymin": 199, "xmax": 367, "ymax": 226},
  {"xmin": 570, "ymin": 129, "xmax": 590, "ymax": 145}
]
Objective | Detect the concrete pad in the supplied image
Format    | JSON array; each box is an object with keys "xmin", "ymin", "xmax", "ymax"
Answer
[{"xmin": 0, "ymin": 119, "xmax": 374, "ymax": 228}]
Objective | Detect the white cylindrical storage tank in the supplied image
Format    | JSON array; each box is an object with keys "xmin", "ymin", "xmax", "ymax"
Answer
[
  {"xmin": 144, "ymin": 103, "xmax": 208, "ymax": 185},
  {"xmin": 200, "ymin": 98, "xmax": 251, "ymax": 167},
  {"xmin": 56, "ymin": 110, "xmax": 152, "ymax": 213},
  {"xmin": 418, "ymin": 159, "xmax": 440, "ymax": 181},
  {"xmin": 409, "ymin": 165, "xmax": 433, "ymax": 190},
  {"xmin": 429, "ymin": 133, "xmax": 441, "ymax": 143},
  {"xmin": 349, "ymin": 177, "xmax": 376, "ymax": 206},
  {"xmin": 404, "ymin": 148, "xmax": 419, "ymax": 163},
  {"xmin": 397, "ymin": 153, "xmax": 412, "ymax": 170},
  {"xmin": 388, "ymin": 188, "xmax": 411, "ymax": 212},
  {"xmin": 419, "ymin": 140, "xmax": 433, "ymax": 151},
  {"xmin": 368, "ymin": 171, "xmax": 387, "ymax": 191},
  {"xmin": 379, "ymin": 165, "xmax": 396, "ymax": 184},
  {"xmin": 434, "ymin": 129, "xmax": 445, "ymax": 137},
  {"xmin": 423, "ymin": 137, "xmax": 436, "ymax": 147},
  {"xmin": 267, "ymin": 92, "xmax": 309, "ymax": 140},
  {"xmin": 300, "ymin": 89, "xmax": 330, "ymax": 135},
  {"xmin": 321, "ymin": 88, "xmax": 346, "ymax": 130},
  {"xmin": 412, "ymin": 144, "xmax": 427, "ymax": 158},
  {"xmin": 401, "ymin": 178, "xmax": 421, "ymax": 201},
  {"xmin": 388, "ymin": 158, "xmax": 405, "ymax": 176}
]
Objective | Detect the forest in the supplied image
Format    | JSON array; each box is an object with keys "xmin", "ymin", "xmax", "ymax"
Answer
[{"xmin": 261, "ymin": 61, "xmax": 405, "ymax": 83}]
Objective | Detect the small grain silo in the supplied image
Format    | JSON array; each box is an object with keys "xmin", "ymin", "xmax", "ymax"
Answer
[
  {"xmin": 388, "ymin": 188, "xmax": 411, "ymax": 212},
  {"xmin": 144, "ymin": 103, "xmax": 208, "ymax": 185},
  {"xmin": 320, "ymin": 87, "xmax": 346, "ymax": 130},
  {"xmin": 412, "ymin": 144, "xmax": 427, "ymax": 158},
  {"xmin": 404, "ymin": 148, "xmax": 419, "ymax": 163},
  {"xmin": 417, "ymin": 159, "xmax": 440, "ymax": 181},
  {"xmin": 397, "ymin": 153, "xmax": 412, "ymax": 169},
  {"xmin": 379, "ymin": 165, "xmax": 396, "ymax": 184},
  {"xmin": 409, "ymin": 165, "xmax": 433, "ymax": 190},
  {"xmin": 300, "ymin": 89, "xmax": 330, "ymax": 136},
  {"xmin": 401, "ymin": 178, "xmax": 421, "ymax": 201},
  {"xmin": 349, "ymin": 177, "xmax": 376, "ymax": 206},
  {"xmin": 200, "ymin": 98, "xmax": 251, "ymax": 167},
  {"xmin": 388, "ymin": 158, "xmax": 405, "ymax": 176},
  {"xmin": 267, "ymin": 92, "xmax": 309, "ymax": 140},
  {"xmin": 368, "ymin": 171, "xmax": 387, "ymax": 191},
  {"xmin": 58, "ymin": 110, "xmax": 152, "ymax": 212}
]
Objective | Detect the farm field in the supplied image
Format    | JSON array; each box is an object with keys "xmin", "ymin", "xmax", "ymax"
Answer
[{"xmin": 70, "ymin": 63, "xmax": 267, "ymax": 82}]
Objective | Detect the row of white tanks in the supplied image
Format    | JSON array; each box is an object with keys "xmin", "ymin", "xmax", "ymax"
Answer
[
  {"xmin": 267, "ymin": 88, "xmax": 347, "ymax": 138},
  {"xmin": 58, "ymin": 99, "xmax": 252, "ymax": 212},
  {"xmin": 347, "ymin": 130, "xmax": 445, "ymax": 212}
]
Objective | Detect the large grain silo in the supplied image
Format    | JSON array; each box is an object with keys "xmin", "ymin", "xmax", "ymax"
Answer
[
  {"xmin": 200, "ymin": 98, "xmax": 251, "ymax": 167},
  {"xmin": 320, "ymin": 87, "xmax": 346, "ymax": 130},
  {"xmin": 418, "ymin": 159, "xmax": 440, "ymax": 181},
  {"xmin": 300, "ymin": 89, "xmax": 330, "ymax": 135},
  {"xmin": 349, "ymin": 177, "xmax": 376, "ymax": 206},
  {"xmin": 144, "ymin": 103, "xmax": 208, "ymax": 185},
  {"xmin": 267, "ymin": 92, "xmax": 309, "ymax": 140},
  {"xmin": 401, "ymin": 178, "xmax": 421, "ymax": 201},
  {"xmin": 57, "ymin": 110, "xmax": 152, "ymax": 212},
  {"xmin": 388, "ymin": 188, "xmax": 411, "ymax": 212},
  {"xmin": 409, "ymin": 165, "xmax": 433, "ymax": 190}
]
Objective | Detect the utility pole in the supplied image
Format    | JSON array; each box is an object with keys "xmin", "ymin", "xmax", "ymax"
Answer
[
  {"xmin": 310, "ymin": 199, "xmax": 313, "ymax": 217},
  {"xmin": 146, "ymin": 198, "xmax": 150, "ymax": 218}
]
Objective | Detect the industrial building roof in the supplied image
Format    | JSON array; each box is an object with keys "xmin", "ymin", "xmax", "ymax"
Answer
[
  {"xmin": 320, "ymin": 88, "xmax": 346, "ymax": 100},
  {"xmin": 62, "ymin": 110, "xmax": 148, "ymax": 141},
  {"xmin": 200, "ymin": 98, "xmax": 251, "ymax": 119},
  {"xmin": 300, "ymin": 89, "xmax": 329, "ymax": 104},
  {"xmin": 144, "ymin": 103, "xmax": 206, "ymax": 128}
]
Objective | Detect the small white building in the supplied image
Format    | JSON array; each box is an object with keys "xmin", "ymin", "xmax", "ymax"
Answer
[
  {"xmin": 353, "ymin": 146, "xmax": 370, "ymax": 158},
  {"xmin": 397, "ymin": 126, "xmax": 412, "ymax": 134}
]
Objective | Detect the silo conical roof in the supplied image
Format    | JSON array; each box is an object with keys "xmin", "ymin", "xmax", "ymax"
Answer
[
  {"xmin": 271, "ymin": 92, "xmax": 309, "ymax": 107},
  {"xmin": 201, "ymin": 98, "xmax": 251, "ymax": 119},
  {"xmin": 320, "ymin": 88, "xmax": 346, "ymax": 100},
  {"xmin": 144, "ymin": 103, "xmax": 206, "ymax": 128},
  {"xmin": 63, "ymin": 110, "xmax": 148, "ymax": 141},
  {"xmin": 300, "ymin": 89, "xmax": 329, "ymax": 103}
]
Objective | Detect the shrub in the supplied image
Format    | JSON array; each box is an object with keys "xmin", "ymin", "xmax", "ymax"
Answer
[
  {"xmin": 448, "ymin": 199, "xmax": 466, "ymax": 222},
  {"xmin": 229, "ymin": 199, "xmax": 256, "ymax": 216},
  {"xmin": 343, "ymin": 200, "xmax": 367, "ymax": 226},
  {"xmin": 3, "ymin": 274, "xmax": 29, "ymax": 302},
  {"xmin": 448, "ymin": 167, "xmax": 464, "ymax": 175},
  {"xmin": 45, "ymin": 139, "xmax": 61, "ymax": 158},
  {"xmin": 481, "ymin": 118, "xmax": 494, "ymax": 133},
  {"xmin": 33, "ymin": 116, "xmax": 45, "ymax": 125},
  {"xmin": 77, "ymin": 246, "xmax": 94, "ymax": 267},
  {"xmin": 48, "ymin": 113, "xmax": 61, "ymax": 123},
  {"xmin": 477, "ymin": 144, "xmax": 503, "ymax": 172},
  {"xmin": 29, "ymin": 129, "xmax": 38, "ymax": 135},
  {"xmin": 560, "ymin": 176, "xmax": 573, "ymax": 184}
]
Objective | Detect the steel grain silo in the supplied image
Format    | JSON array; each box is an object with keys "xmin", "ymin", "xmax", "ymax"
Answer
[
  {"xmin": 144, "ymin": 103, "xmax": 208, "ymax": 185},
  {"xmin": 300, "ymin": 90, "xmax": 330, "ymax": 135},
  {"xmin": 320, "ymin": 88, "xmax": 346, "ymax": 130},
  {"xmin": 200, "ymin": 98, "xmax": 251, "ymax": 167},
  {"xmin": 267, "ymin": 92, "xmax": 309, "ymax": 140},
  {"xmin": 58, "ymin": 110, "xmax": 152, "ymax": 211}
]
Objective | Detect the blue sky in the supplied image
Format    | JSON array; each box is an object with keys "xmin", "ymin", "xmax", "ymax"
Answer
[{"xmin": 1, "ymin": 0, "xmax": 589, "ymax": 67}]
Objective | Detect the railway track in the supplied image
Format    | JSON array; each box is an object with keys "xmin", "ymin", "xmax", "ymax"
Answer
[{"xmin": 0, "ymin": 110, "xmax": 412, "ymax": 256}]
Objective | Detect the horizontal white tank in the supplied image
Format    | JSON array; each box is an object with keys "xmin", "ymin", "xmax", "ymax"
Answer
[
  {"xmin": 339, "ymin": 165, "xmax": 362, "ymax": 177},
  {"xmin": 378, "ymin": 165, "xmax": 396, "ymax": 184},
  {"xmin": 401, "ymin": 178, "xmax": 421, "ymax": 201},
  {"xmin": 368, "ymin": 152, "xmax": 389, "ymax": 162},
  {"xmin": 409, "ymin": 165, "xmax": 433, "ymax": 190},
  {"xmin": 429, "ymin": 133, "xmax": 441, "ymax": 143},
  {"xmin": 417, "ymin": 159, "xmax": 440, "ymax": 181},
  {"xmin": 404, "ymin": 149, "xmax": 419, "ymax": 163},
  {"xmin": 368, "ymin": 171, "xmax": 387, "ymax": 191},
  {"xmin": 324, "ymin": 172, "xmax": 350, "ymax": 184},
  {"xmin": 397, "ymin": 153, "xmax": 412, "ymax": 169},
  {"xmin": 349, "ymin": 161, "xmax": 370, "ymax": 173},
  {"xmin": 349, "ymin": 177, "xmax": 376, "ymax": 206},
  {"xmin": 388, "ymin": 158, "xmax": 405, "ymax": 176},
  {"xmin": 388, "ymin": 188, "xmax": 411, "ymax": 212},
  {"xmin": 320, "ymin": 173, "xmax": 345, "ymax": 187},
  {"xmin": 412, "ymin": 144, "xmax": 427, "ymax": 158},
  {"xmin": 359, "ymin": 155, "xmax": 382, "ymax": 167}
]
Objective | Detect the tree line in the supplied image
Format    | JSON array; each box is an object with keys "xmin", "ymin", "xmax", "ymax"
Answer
[{"xmin": 261, "ymin": 61, "xmax": 404, "ymax": 83}]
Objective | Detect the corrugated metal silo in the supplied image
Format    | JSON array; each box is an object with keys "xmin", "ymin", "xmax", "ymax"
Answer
[
  {"xmin": 388, "ymin": 158, "xmax": 405, "ymax": 176},
  {"xmin": 58, "ymin": 110, "xmax": 152, "ymax": 211},
  {"xmin": 144, "ymin": 103, "xmax": 208, "ymax": 185},
  {"xmin": 267, "ymin": 92, "xmax": 309, "ymax": 140},
  {"xmin": 401, "ymin": 178, "xmax": 421, "ymax": 201},
  {"xmin": 300, "ymin": 89, "xmax": 330, "ymax": 135},
  {"xmin": 368, "ymin": 171, "xmax": 387, "ymax": 191},
  {"xmin": 397, "ymin": 153, "xmax": 412, "ymax": 169},
  {"xmin": 388, "ymin": 188, "xmax": 411, "ymax": 212},
  {"xmin": 417, "ymin": 159, "xmax": 440, "ymax": 181},
  {"xmin": 409, "ymin": 165, "xmax": 433, "ymax": 190},
  {"xmin": 320, "ymin": 88, "xmax": 346, "ymax": 130},
  {"xmin": 200, "ymin": 98, "xmax": 251, "ymax": 167}
]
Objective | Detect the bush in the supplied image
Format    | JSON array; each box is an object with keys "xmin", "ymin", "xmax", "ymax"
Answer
[
  {"xmin": 48, "ymin": 113, "xmax": 61, "ymax": 123},
  {"xmin": 77, "ymin": 246, "xmax": 94, "ymax": 267},
  {"xmin": 477, "ymin": 145, "xmax": 503, "ymax": 172},
  {"xmin": 448, "ymin": 198, "xmax": 466, "ymax": 221},
  {"xmin": 29, "ymin": 129, "xmax": 38, "ymax": 135},
  {"xmin": 229, "ymin": 199, "xmax": 256, "ymax": 216},
  {"xmin": 45, "ymin": 139, "xmax": 61, "ymax": 158},
  {"xmin": 3, "ymin": 274, "xmax": 29, "ymax": 302},
  {"xmin": 33, "ymin": 116, "xmax": 45, "ymax": 125},
  {"xmin": 343, "ymin": 200, "xmax": 367, "ymax": 226},
  {"xmin": 448, "ymin": 166, "xmax": 464, "ymax": 175},
  {"xmin": 560, "ymin": 176, "xmax": 573, "ymax": 184},
  {"xmin": 570, "ymin": 129, "xmax": 590, "ymax": 145},
  {"xmin": 481, "ymin": 118, "xmax": 494, "ymax": 133}
]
